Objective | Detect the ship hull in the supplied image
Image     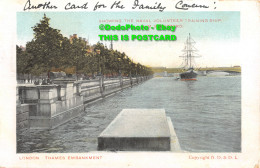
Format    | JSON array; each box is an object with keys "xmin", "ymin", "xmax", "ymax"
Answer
[{"xmin": 180, "ymin": 70, "xmax": 197, "ymax": 81}]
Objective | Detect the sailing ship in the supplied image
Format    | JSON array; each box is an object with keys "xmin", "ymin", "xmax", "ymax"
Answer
[{"xmin": 179, "ymin": 33, "xmax": 201, "ymax": 81}]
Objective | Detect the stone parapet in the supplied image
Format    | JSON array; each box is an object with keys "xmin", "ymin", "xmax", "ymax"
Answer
[
  {"xmin": 53, "ymin": 78, "xmax": 76, "ymax": 100},
  {"xmin": 37, "ymin": 85, "xmax": 58, "ymax": 103},
  {"xmin": 17, "ymin": 76, "xmax": 151, "ymax": 130},
  {"xmin": 18, "ymin": 85, "xmax": 39, "ymax": 104},
  {"xmin": 98, "ymin": 109, "xmax": 172, "ymax": 151},
  {"xmin": 16, "ymin": 104, "xmax": 29, "ymax": 130},
  {"xmin": 81, "ymin": 76, "xmax": 150, "ymax": 104},
  {"xmin": 17, "ymin": 78, "xmax": 84, "ymax": 130}
]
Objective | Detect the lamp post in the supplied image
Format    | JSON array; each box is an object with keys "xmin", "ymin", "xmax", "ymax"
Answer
[
  {"xmin": 118, "ymin": 56, "xmax": 123, "ymax": 87},
  {"xmin": 117, "ymin": 56, "xmax": 121, "ymax": 77},
  {"xmin": 134, "ymin": 64, "xmax": 138, "ymax": 83},
  {"xmin": 96, "ymin": 49, "xmax": 101, "ymax": 76},
  {"xmin": 129, "ymin": 61, "xmax": 133, "ymax": 87},
  {"xmin": 95, "ymin": 49, "xmax": 104, "ymax": 95}
]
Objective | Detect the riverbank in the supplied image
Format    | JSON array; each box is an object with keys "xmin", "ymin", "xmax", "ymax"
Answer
[{"xmin": 16, "ymin": 76, "xmax": 152, "ymax": 131}]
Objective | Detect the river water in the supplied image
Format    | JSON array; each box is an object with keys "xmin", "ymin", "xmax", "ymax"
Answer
[{"xmin": 17, "ymin": 76, "xmax": 241, "ymax": 153}]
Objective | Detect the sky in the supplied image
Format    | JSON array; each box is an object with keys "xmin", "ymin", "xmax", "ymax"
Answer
[{"xmin": 17, "ymin": 12, "xmax": 240, "ymax": 68}]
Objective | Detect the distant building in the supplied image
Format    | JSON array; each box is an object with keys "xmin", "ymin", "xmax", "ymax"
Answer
[
  {"xmin": 19, "ymin": 45, "xmax": 26, "ymax": 51},
  {"xmin": 154, "ymin": 72, "xmax": 172, "ymax": 77},
  {"xmin": 69, "ymin": 34, "xmax": 78, "ymax": 42},
  {"xmin": 110, "ymin": 40, "xmax": 113, "ymax": 50},
  {"xmin": 164, "ymin": 71, "xmax": 167, "ymax": 77},
  {"xmin": 69, "ymin": 34, "xmax": 92, "ymax": 53},
  {"xmin": 69, "ymin": 34, "xmax": 89, "ymax": 45},
  {"xmin": 152, "ymin": 67, "xmax": 167, "ymax": 69}
]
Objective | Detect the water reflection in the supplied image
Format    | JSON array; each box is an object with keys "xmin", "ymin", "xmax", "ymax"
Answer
[{"xmin": 184, "ymin": 80, "xmax": 196, "ymax": 91}]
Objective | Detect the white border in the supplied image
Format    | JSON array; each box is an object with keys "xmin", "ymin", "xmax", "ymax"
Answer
[{"xmin": 0, "ymin": 0, "xmax": 259, "ymax": 167}]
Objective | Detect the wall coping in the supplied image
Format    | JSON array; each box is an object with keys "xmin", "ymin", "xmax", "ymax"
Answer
[
  {"xmin": 53, "ymin": 78, "xmax": 76, "ymax": 83},
  {"xmin": 37, "ymin": 85, "xmax": 58, "ymax": 89}
]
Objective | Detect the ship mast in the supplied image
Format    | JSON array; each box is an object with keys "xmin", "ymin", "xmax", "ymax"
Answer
[
  {"xmin": 189, "ymin": 33, "xmax": 192, "ymax": 68},
  {"xmin": 180, "ymin": 33, "xmax": 201, "ymax": 69}
]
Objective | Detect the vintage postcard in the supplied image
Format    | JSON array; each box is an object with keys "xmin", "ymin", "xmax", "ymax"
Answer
[{"xmin": 0, "ymin": 0, "xmax": 259, "ymax": 167}]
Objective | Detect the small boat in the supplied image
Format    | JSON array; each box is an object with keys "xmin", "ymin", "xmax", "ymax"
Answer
[{"xmin": 179, "ymin": 33, "xmax": 201, "ymax": 81}]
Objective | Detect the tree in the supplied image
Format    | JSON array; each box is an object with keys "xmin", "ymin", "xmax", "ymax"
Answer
[
  {"xmin": 17, "ymin": 14, "xmax": 153, "ymax": 80},
  {"xmin": 26, "ymin": 14, "xmax": 64, "ymax": 74}
]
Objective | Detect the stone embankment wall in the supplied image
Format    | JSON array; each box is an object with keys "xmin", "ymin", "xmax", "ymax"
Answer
[{"xmin": 16, "ymin": 76, "xmax": 151, "ymax": 130}]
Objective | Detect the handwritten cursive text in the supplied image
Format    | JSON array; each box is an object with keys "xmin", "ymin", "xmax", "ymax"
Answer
[
  {"xmin": 132, "ymin": 0, "xmax": 166, "ymax": 12},
  {"xmin": 175, "ymin": 0, "xmax": 209, "ymax": 10},
  {"xmin": 24, "ymin": 0, "xmax": 57, "ymax": 11}
]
